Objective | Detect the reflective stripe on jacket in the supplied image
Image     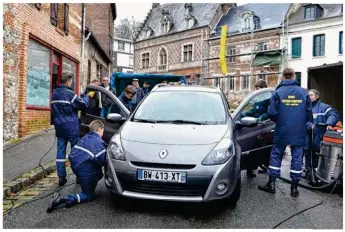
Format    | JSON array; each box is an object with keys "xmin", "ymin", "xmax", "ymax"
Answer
[
  {"xmin": 69, "ymin": 131, "xmax": 106, "ymax": 177},
  {"xmin": 51, "ymin": 85, "xmax": 90, "ymax": 138}
]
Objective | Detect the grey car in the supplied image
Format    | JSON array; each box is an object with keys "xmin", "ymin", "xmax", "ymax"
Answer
[{"xmin": 80, "ymin": 85, "xmax": 276, "ymax": 205}]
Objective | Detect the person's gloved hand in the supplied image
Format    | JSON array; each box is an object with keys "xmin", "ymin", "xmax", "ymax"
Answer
[
  {"xmin": 306, "ymin": 122, "xmax": 315, "ymax": 130},
  {"xmin": 88, "ymin": 91, "xmax": 95, "ymax": 98},
  {"xmin": 326, "ymin": 125, "xmax": 333, "ymax": 130}
]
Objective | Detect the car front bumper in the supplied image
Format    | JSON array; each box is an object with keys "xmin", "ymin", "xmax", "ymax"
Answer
[{"xmin": 104, "ymin": 152, "xmax": 240, "ymax": 202}]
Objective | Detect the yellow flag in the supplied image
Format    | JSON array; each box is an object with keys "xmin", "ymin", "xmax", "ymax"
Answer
[{"xmin": 219, "ymin": 25, "xmax": 228, "ymax": 74}]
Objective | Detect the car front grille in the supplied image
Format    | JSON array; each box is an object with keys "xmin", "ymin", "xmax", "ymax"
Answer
[{"xmin": 130, "ymin": 161, "xmax": 196, "ymax": 170}]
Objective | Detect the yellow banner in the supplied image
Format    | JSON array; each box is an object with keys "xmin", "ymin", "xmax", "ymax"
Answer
[{"xmin": 219, "ymin": 25, "xmax": 228, "ymax": 74}]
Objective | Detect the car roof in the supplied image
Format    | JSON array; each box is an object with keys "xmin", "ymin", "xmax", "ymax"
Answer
[{"xmin": 151, "ymin": 84, "xmax": 222, "ymax": 93}]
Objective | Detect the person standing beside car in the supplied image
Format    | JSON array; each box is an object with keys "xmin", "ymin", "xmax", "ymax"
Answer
[
  {"xmin": 258, "ymin": 68, "xmax": 312, "ymax": 197},
  {"xmin": 100, "ymin": 76, "xmax": 114, "ymax": 118},
  {"xmin": 304, "ymin": 89, "xmax": 339, "ymax": 180},
  {"xmin": 51, "ymin": 73, "xmax": 91, "ymax": 186}
]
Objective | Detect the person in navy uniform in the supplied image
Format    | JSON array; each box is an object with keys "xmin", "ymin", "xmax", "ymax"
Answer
[
  {"xmin": 241, "ymin": 79, "xmax": 269, "ymax": 177},
  {"xmin": 305, "ymin": 89, "xmax": 339, "ymax": 179},
  {"xmin": 47, "ymin": 120, "xmax": 106, "ymax": 213},
  {"xmin": 51, "ymin": 73, "xmax": 90, "ymax": 186},
  {"xmin": 258, "ymin": 68, "xmax": 313, "ymax": 197}
]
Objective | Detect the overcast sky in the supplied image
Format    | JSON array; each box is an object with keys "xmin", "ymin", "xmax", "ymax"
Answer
[{"xmin": 115, "ymin": 2, "xmax": 153, "ymax": 25}]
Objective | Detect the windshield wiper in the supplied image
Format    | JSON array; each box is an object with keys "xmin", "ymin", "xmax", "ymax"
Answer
[
  {"xmin": 157, "ymin": 120, "xmax": 206, "ymax": 125},
  {"xmin": 133, "ymin": 119, "xmax": 157, "ymax": 123}
]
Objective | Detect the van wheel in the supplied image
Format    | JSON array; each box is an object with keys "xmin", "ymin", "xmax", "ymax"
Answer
[{"xmin": 225, "ymin": 174, "xmax": 241, "ymax": 206}]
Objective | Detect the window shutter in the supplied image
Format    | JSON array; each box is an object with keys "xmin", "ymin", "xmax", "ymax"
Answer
[
  {"xmin": 63, "ymin": 4, "xmax": 69, "ymax": 35},
  {"xmin": 35, "ymin": 3, "xmax": 41, "ymax": 10},
  {"xmin": 339, "ymin": 31, "xmax": 343, "ymax": 54},
  {"xmin": 50, "ymin": 4, "xmax": 58, "ymax": 26}
]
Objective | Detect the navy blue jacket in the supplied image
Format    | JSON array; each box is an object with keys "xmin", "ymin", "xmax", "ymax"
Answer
[
  {"xmin": 51, "ymin": 85, "xmax": 90, "ymax": 138},
  {"xmin": 69, "ymin": 131, "xmax": 106, "ymax": 178},
  {"xmin": 307, "ymin": 99, "xmax": 339, "ymax": 151},
  {"xmin": 268, "ymin": 80, "xmax": 312, "ymax": 146},
  {"xmin": 119, "ymin": 92, "xmax": 133, "ymax": 112}
]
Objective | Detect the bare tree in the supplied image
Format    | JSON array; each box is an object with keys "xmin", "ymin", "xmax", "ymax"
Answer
[{"xmin": 114, "ymin": 17, "xmax": 143, "ymax": 41}]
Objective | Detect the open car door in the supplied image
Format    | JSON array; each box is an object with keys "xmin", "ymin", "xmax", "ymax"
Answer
[
  {"xmin": 231, "ymin": 88, "xmax": 276, "ymax": 170},
  {"xmin": 79, "ymin": 85, "xmax": 130, "ymax": 145}
]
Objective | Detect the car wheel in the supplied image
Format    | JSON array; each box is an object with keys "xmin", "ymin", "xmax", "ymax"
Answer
[{"xmin": 225, "ymin": 173, "xmax": 241, "ymax": 206}]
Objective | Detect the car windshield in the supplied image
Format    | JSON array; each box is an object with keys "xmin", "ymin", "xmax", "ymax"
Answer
[{"xmin": 133, "ymin": 91, "xmax": 227, "ymax": 125}]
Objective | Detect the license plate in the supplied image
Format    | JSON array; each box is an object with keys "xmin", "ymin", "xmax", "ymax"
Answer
[{"xmin": 138, "ymin": 169, "xmax": 186, "ymax": 183}]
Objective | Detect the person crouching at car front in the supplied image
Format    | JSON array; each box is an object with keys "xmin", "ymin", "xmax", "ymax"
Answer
[
  {"xmin": 119, "ymin": 85, "xmax": 136, "ymax": 112},
  {"xmin": 47, "ymin": 120, "xmax": 106, "ymax": 213}
]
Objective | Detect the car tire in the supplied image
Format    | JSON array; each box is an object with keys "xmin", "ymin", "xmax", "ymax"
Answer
[{"xmin": 225, "ymin": 173, "xmax": 241, "ymax": 206}]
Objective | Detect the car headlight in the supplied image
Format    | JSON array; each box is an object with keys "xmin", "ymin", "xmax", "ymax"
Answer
[
  {"xmin": 202, "ymin": 138, "xmax": 234, "ymax": 166},
  {"xmin": 108, "ymin": 134, "xmax": 126, "ymax": 161}
]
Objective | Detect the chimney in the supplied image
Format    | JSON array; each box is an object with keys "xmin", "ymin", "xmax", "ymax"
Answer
[{"xmin": 152, "ymin": 3, "xmax": 160, "ymax": 9}]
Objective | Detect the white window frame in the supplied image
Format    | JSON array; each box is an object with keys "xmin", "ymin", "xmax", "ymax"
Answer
[
  {"xmin": 257, "ymin": 42, "xmax": 268, "ymax": 51},
  {"xmin": 240, "ymin": 74, "xmax": 251, "ymax": 91},
  {"xmin": 226, "ymin": 74, "xmax": 236, "ymax": 92},
  {"xmin": 227, "ymin": 47, "xmax": 236, "ymax": 63},
  {"xmin": 181, "ymin": 43, "xmax": 194, "ymax": 62},
  {"xmin": 158, "ymin": 46, "xmax": 168, "ymax": 71},
  {"xmin": 141, "ymin": 52, "xmax": 150, "ymax": 69},
  {"xmin": 118, "ymin": 41, "xmax": 125, "ymax": 51},
  {"xmin": 187, "ymin": 18, "xmax": 194, "ymax": 29}
]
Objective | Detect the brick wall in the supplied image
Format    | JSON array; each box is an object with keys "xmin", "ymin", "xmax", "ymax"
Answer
[
  {"xmin": 3, "ymin": 3, "xmax": 82, "ymax": 140},
  {"xmin": 85, "ymin": 4, "xmax": 114, "ymax": 60}
]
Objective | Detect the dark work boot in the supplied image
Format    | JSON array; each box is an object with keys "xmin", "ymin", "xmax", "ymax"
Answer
[
  {"xmin": 59, "ymin": 177, "xmax": 67, "ymax": 187},
  {"xmin": 291, "ymin": 180, "xmax": 299, "ymax": 197},
  {"xmin": 47, "ymin": 193, "xmax": 66, "ymax": 213},
  {"xmin": 247, "ymin": 169, "xmax": 257, "ymax": 178},
  {"xmin": 258, "ymin": 176, "xmax": 276, "ymax": 194}
]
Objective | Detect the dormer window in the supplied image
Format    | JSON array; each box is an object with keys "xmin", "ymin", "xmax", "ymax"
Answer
[
  {"xmin": 162, "ymin": 17, "xmax": 169, "ymax": 34},
  {"xmin": 241, "ymin": 12, "xmax": 253, "ymax": 31},
  {"xmin": 143, "ymin": 26, "xmax": 152, "ymax": 39},
  {"xmin": 304, "ymin": 5, "xmax": 316, "ymax": 20},
  {"xmin": 160, "ymin": 9, "xmax": 173, "ymax": 34}
]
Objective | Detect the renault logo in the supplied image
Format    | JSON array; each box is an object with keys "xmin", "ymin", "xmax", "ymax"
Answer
[{"xmin": 159, "ymin": 150, "xmax": 168, "ymax": 159}]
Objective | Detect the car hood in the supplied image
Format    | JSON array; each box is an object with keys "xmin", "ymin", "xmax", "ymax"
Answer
[{"xmin": 120, "ymin": 121, "xmax": 229, "ymax": 145}]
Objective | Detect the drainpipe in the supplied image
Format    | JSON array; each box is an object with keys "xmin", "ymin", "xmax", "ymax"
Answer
[{"xmin": 81, "ymin": 4, "xmax": 86, "ymax": 73}]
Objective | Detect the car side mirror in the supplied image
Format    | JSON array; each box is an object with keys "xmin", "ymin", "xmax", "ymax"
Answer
[
  {"xmin": 240, "ymin": 117, "xmax": 258, "ymax": 127},
  {"xmin": 106, "ymin": 113, "xmax": 123, "ymax": 123}
]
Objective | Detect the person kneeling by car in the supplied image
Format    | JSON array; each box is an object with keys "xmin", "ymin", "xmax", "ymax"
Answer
[{"xmin": 47, "ymin": 120, "xmax": 106, "ymax": 213}]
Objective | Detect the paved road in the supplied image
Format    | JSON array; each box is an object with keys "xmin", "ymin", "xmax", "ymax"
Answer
[
  {"xmin": 3, "ymin": 171, "xmax": 343, "ymax": 229},
  {"xmin": 3, "ymin": 129, "xmax": 71, "ymax": 183}
]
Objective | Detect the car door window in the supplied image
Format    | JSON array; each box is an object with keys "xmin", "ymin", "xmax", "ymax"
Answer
[
  {"xmin": 84, "ymin": 90, "xmax": 125, "ymax": 118},
  {"xmin": 240, "ymin": 92, "xmax": 272, "ymax": 121}
]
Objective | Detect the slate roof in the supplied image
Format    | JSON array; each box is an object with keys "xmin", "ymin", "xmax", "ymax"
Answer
[
  {"xmin": 135, "ymin": 3, "xmax": 220, "ymax": 42},
  {"xmin": 210, "ymin": 3, "xmax": 290, "ymax": 39},
  {"xmin": 288, "ymin": 4, "xmax": 343, "ymax": 25}
]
